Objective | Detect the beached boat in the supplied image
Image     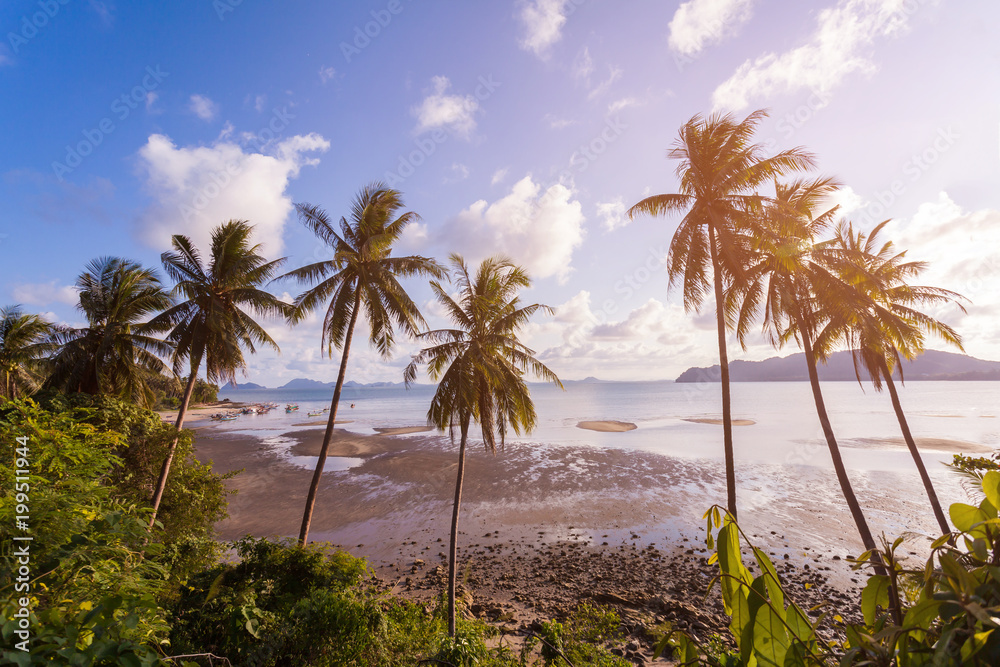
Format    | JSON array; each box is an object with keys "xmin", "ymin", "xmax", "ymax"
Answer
[
  {"xmin": 285, "ymin": 403, "xmax": 299, "ymax": 413},
  {"xmin": 307, "ymin": 411, "xmax": 323, "ymax": 416}
]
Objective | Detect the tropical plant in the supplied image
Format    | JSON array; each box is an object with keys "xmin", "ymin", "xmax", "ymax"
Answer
[
  {"xmin": 278, "ymin": 183, "xmax": 444, "ymax": 545},
  {"xmin": 146, "ymin": 220, "xmax": 290, "ymax": 529},
  {"xmin": 0, "ymin": 305, "xmax": 56, "ymax": 401},
  {"xmin": 732, "ymin": 178, "xmax": 894, "ymax": 588},
  {"xmin": 45, "ymin": 257, "xmax": 174, "ymax": 408},
  {"xmin": 404, "ymin": 254, "xmax": 562, "ymax": 636},
  {"xmin": 627, "ymin": 110, "xmax": 816, "ymax": 520},
  {"xmin": 817, "ymin": 219, "xmax": 967, "ymax": 537}
]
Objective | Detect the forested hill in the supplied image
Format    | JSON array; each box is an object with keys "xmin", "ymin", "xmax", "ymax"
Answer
[{"xmin": 675, "ymin": 350, "xmax": 1000, "ymax": 383}]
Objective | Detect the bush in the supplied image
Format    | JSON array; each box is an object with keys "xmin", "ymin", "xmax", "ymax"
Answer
[{"xmin": 0, "ymin": 400, "xmax": 169, "ymax": 664}]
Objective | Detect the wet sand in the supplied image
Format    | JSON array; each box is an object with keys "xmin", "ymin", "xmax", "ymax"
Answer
[
  {"xmin": 190, "ymin": 420, "xmax": 976, "ymax": 648},
  {"xmin": 684, "ymin": 417, "xmax": 757, "ymax": 426},
  {"xmin": 577, "ymin": 420, "xmax": 637, "ymax": 432}
]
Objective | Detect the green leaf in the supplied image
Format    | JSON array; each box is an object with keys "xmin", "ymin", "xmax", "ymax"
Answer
[
  {"xmin": 950, "ymin": 502, "xmax": 988, "ymax": 534},
  {"xmin": 983, "ymin": 471, "xmax": 1000, "ymax": 512},
  {"xmin": 752, "ymin": 603, "xmax": 790, "ymax": 666},
  {"xmin": 753, "ymin": 547, "xmax": 785, "ymax": 620},
  {"xmin": 862, "ymin": 575, "xmax": 890, "ymax": 626}
]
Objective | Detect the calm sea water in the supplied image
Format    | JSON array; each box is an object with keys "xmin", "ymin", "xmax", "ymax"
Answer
[{"xmin": 217, "ymin": 380, "xmax": 1000, "ymax": 474}]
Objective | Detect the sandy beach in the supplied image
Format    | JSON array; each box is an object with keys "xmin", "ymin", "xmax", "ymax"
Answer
[{"xmin": 185, "ymin": 412, "xmax": 979, "ymax": 647}]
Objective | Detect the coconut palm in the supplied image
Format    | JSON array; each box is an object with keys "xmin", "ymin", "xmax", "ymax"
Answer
[
  {"xmin": 146, "ymin": 220, "xmax": 291, "ymax": 529},
  {"xmin": 733, "ymin": 178, "xmax": 893, "ymax": 578},
  {"xmin": 627, "ymin": 110, "xmax": 816, "ymax": 520},
  {"xmin": 279, "ymin": 183, "xmax": 445, "ymax": 546},
  {"xmin": 816, "ymin": 220, "xmax": 966, "ymax": 537},
  {"xmin": 404, "ymin": 254, "xmax": 562, "ymax": 636},
  {"xmin": 46, "ymin": 257, "xmax": 174, "ymax": 407},
  {"xmin": 0, "ymin": 305, "xmax": 57, "ymax": 400}
]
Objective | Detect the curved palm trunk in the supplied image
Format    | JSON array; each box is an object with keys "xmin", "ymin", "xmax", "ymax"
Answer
[
  {"xmin": 448, "ymin": 416, "xmax": 471, "ymax": 637},
  {"xmin": 799, "ymin": 319, "xmax": 900, "ymax": 623},
  {"xmin": 149, "ymin": 360, "xmax": 201, "ymax": 529},
  {"xmin": 708, "ymin": 226, "xmax": 738, "ymax": 520},
  {"xmin": 880, "ymin": 359, "xmax": 951, "ymax": 537},
  {"xmin": 298, "ymin": 290, "xmax": 362, "ymax": 546}
]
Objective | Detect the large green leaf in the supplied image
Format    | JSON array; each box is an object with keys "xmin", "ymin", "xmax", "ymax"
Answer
[
  {"xmin": 753, "ymin": 547, "xmax": 785, "ymax": 621},
  {"xmin": 950, "ymin": 502, "xmax": 989, "ymax": 534},
  {"xmin": 861, "ymin": 575, "xmax": 890, "ymax": 626},
  {"xmin": 983, "ymin": 471, "xmax": 1000, "ymax": 514},
  {"xmin": 752, "ymin": 603, "xmax": 790, "ymax": 666}
]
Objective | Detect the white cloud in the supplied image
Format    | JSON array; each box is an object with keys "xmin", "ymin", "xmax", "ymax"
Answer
[
  {"xmin": 145, "ymin": 91, "xmax": 160, "ymax": 113},
  {"xmin": 607, "ymin": 97, "xmax": 638, "ymax": 114},
  {"xmin": 712, "ymin": 0, "xmax": 924, "ymax": 111},
  {"xmin": 318, "ymin": 66, "xmax": 336, "ymax": 83},
  {"xmin": 883, "ymin": 193, "xmax": 1000, "ymax": 359},
  {"xmin": 596, "ymin": 197, "xmax": 628, "ymax": 231},
  {"xmin": 135, "ymin": 131, "xmax": 330, "ymax": 258},
  {"xmin": 11, "ymin": 281, "xmax": 78, "ymax": 307},
  {"xmin": 668, "ymin": 0, "xmax": 755, "ymax": 56},
  {"xmin": 411, "ymin": 76, "xmax": 480, "ymax": 139},
  {"xmin": 544, "ymin": 114, "xmax": 576, "ymax": 129},
  {"xmin": 434, "ymin": 175, "xmax": 586, "ymax": 284},
  {"xmin": 444, "ymin": 162, "xmax": 470, "ymax": 184},
  {"xmin": 573, "ymin": 47, "xmax": 594, "ymax": 80},
  {"xmin": 491, "ymin": 167, "xmax": 509, "ymax": 185},
  {"xmin": 254, "ymin": 94, "xmax": 267, "ymax": 112},
  {"xmin": 592, "ymin": 298, "xmax": 672, "ymax": 340},
  {"xmin": 188, "ymin": 94, "xmax": 218, "ymax": 121},
  {"xmin": 518, "ymin": 0, "xmax": 570, "ymax": 58},
  {"xmin": 586, "ymin": 65, "xmax": 623, "ymax": 100}
]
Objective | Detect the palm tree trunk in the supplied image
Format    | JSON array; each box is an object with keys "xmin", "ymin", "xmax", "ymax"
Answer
[
  {"xmin": 880, "ymin": 359, "xmax": 951, "ymax": 537},
  {"xmin": 298, "ymin": 289, "xmax": 363, "ymax": 546},
  {"xmin": 448, "ymin": 416, "xmax": 471, "ymax": 638},
  {"xmin": 148, "ymin": 361, "xmax": 201, "ymax": 529},
  {"xmin": 798, "ymin": 319, "xmax": 899, "ymax": 619},
  {"xmin": 708, "ymin": 226, "xmax": 738, "ymax": 520}
]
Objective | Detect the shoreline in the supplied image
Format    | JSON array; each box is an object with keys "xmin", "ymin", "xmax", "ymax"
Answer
[{"xmin": 187, "ymin": 417, "xmax": 974, "ymax": 639}]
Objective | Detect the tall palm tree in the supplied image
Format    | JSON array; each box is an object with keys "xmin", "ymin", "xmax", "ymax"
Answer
[
  {"xmin": 404, "ymin": 254, "xmax": 562, "ymax": 636},
  {"xmin": 279, "ymin": 183, "xmax": 445, "ymax": 546},
  {"xmin": 146, "ymin": 220, "xmax": 291, "ymax": 529},
  {"xmin": 817, "ymin": 220, "xmax": 966, "ymax": 537},
  {"xmin": 627, "ymin": 110, "xmax": 816, "ymax": 520},
  {"xmin": 46, "ymin": 257, "xmax": 174, "ymax": 408},
  {"xmin": 0, "ymin": 305, "xmax": 56, "ymax": 401},
  {"xmin": 733, "ymin": 178, "xmax": 892, "ymax": 581}
]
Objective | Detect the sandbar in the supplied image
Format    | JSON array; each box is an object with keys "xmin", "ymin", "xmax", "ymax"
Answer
[
  {"xmin": 684, "ymin": 418, "xmax": 756, "ymax": 426},
  {"xmin": 374, "ymin": 426, "xmax": 434, "ymax": 436},
  {"xmin": 576, "ymin": 420, "xmax": 637, "ymax": 432}
]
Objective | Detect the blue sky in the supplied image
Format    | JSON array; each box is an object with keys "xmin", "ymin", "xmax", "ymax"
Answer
[{"xmin": 2, "ymin": 0, "xmax": 998, "ymax": 385}]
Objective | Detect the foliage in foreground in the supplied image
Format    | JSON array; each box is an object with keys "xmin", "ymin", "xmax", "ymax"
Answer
[{"xmin": 663, "ymin": 472, "xmax": 1000, "ymax": 666}]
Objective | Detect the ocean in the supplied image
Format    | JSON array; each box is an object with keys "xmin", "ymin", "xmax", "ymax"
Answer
[{"xmin": 217, "ymin": 380, "xmax": 1000, "ymax": 474}]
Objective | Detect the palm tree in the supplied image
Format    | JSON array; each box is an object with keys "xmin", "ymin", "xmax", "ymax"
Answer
[
  {"xmin": 278, "ymin": 183, "xmax": 445, "ymax": 546},
  {"xmin": 46, "ymin": 257, "xmax": 174, "ymax": 407},
  {"xmin": 146, "ymin": 220, "xmax": 291, "ymax": 529},
  {"xmin": 404, "ymin": 254, "xmax": 562, "ymax": 636},
  {"xmin": 817, "ymin": 220, "xmax": 966, "ymax": 537},
  {"xmin": 0, "ymin": 305, "xmax": 56, "ymax": 401},
  {"xmin": 627, "ymin": 110, "xmax": 816, "ymax": 520},
  {"xmin": 733, "ymin": 178, "xmax": 893, "ymax": 580}
]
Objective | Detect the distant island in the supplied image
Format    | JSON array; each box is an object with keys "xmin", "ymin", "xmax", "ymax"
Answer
[
  {"xmin": 221, "ymin": 375, "xmax": 616, "ymax": 391},
  {"xmin": 676, "ymin": 349, "xmax": 1000, "ymax": 383}
]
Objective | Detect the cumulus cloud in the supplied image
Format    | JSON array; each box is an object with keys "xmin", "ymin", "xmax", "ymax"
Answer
[
  {"xmin": 668, "ymin": 0, "xmax": 755, "ymax": 56},
  {"xmin": 712, "ymin": 0, "xmax": 924, "ymax": 111},
  {"xmin": 411, "ymin": 76, "xmax": 480, "ymax": 139},
  {"xmin": 596, "ymin": 198, "xmax": 628, "ymax": 232},
  {"xmin": 135, "ymin": 132, "xmax": 330, "ymax": 258},
  {"xmin": 882, "ymin": 193, "xmax": 1000, "ymax": 357},
  {"xmin": 11, "ymin": 281, "xmax": 78, "ymax": 307},
  {"xmin": 518, "ymin": 0, "xmax": 572, "ymax": 58},
  {"xmin": 491, "ymin": 167, "xmax": 509, "ymax": 185},
  {"xmin": 429, "ymin": 175, "xmax": 586, "ymax": 284},
  {"xmin": 188, "ymin": 94, "xmax": 218, "ymax": 121}
]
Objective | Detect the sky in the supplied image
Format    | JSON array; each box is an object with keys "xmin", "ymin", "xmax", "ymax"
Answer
[{"xmin": 2, "ymin": 0, "xmax": 999, "ymax": 386}]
